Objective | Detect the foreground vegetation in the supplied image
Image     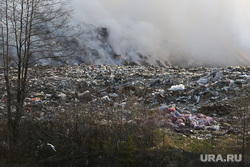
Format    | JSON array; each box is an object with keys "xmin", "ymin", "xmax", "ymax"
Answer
[{"xmin": 0, "ymin": 106, "xmax": 248, "ymax": 167}]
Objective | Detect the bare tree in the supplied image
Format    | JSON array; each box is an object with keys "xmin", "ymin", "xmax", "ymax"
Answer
[
  {"xmin": 238, "ymin": 88, "xmax": 249, "ymax": 163},
  {"xmin": 0, "ymin": 0, "xmax": 74, "ymax": 149},
  {"xmin": 233, "ymin": 87, "xmax": 250, "ymax": 163}
]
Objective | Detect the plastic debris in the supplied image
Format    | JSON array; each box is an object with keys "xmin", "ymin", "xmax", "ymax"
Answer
[
  {"xmin": 0, "ymin": 64, "xmax": 248, "ymax": 137},
  {"xmin": 205, "ymin": 134, "xmax": 212, "ymax": 138},
  {"xmin": 47, "ymin": 143, "xmax": 56, "ymax": 152},
  {"xmin": 213, "ymin": 71, "xmax": 224, "ymax": 80},
  {"xmin": 150, "ymin": 105, "xmax": 218, "ymax": 130},
  {"xmin": 168, "ymin": 84, "xmax": 185, "ymax": 91}
]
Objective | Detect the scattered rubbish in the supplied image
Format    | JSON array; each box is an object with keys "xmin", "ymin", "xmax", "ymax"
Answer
[
  {"xmin": 213, "ymin": 71, "xmax": 224, "ymax": 80},
  {"xmin": 47, "ymin": 143, "xmax": 56, "ymax": 152},
  {"xmin": 168, "ymin": 84, "xmax": 185, "ymax": 91},
  {"xmin": 197, "ymin": 77, "xmax": 212, "ymax": 85},
  {"xmin": 205, "ymin": 134, "xmax": 212, "ymax": 138},
  {"xmin": 0, "ymin": 64, "xmax": 249, "ymax": 138}
]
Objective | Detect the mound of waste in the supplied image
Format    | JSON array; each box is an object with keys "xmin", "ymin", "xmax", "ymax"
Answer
[
  {"xmin": 149, "ymin": 105, "xmax": 217, "ymax": 130},
  {"xmin": 0, "ymin": 64, "xmax": 249, "ymax": 137}
]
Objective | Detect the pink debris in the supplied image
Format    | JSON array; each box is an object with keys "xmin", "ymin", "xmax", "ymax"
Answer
[
  {"xmin": 179, "ymin": 123, "xmax": 185, "ymax": 128},
  {"xmin": 206, "ymin": 117, "xmax": 214, "ymax": 123},
  {"xmin": 197, "ymin": 113, "xmax": 205, "ymax": 118},
  {"xmin": 168, "ymin": 107, "xmax": 176, "ymax": 113},
  {"xmin": 190, "ymin": 121, "xmax": 197, "ymax": 128},
  {"xmin": 204, "ymin": 117, "xmax": 214, "ymax": 126},
  {"xmin": 183, "ymin": 110, "xmax": 191, "ymax": 114},
  {"xmin": 178, "ymin": 116, "xmax": 185, "ymax": 120},
  {"xmin": 204, "ymin": 121, "xmax": 210, "ymax": 126},
  {"xmin": 150, "ymin": 106, "xmax": 216, "ymax": 130},
  {"xmin": 197, "ymin": 118, "xmax": 204, "ymax": 124},
  {"xmin": 169, "ymin": 113, "xmax": 177, "ymax": 122},
  {"xmin": 181, "ymin": 114, "xmax": 191, "ymax": 121},
  {"xmin": 175, "ymin": 119, "xmax": 184, "ymax": 124},
  {"xmin": 166, "ymin": 122, "xmax": 174, "ymax": 127}
]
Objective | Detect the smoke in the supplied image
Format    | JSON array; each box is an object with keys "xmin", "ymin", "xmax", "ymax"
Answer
[{"xmin": 71, "ymin": 0, "xmax": 250, "ymax": 67}]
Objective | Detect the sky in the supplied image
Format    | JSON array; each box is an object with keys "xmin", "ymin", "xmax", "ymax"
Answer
[{"xmin": 71, "ymin": 0, "xmax": 250, "ymax": 66}]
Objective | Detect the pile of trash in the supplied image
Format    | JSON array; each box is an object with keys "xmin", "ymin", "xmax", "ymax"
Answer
[
  {"xmin": 148, "ymin": 105, "xmax": 219, "ymax": 131},
  {"xmin": 0, "ymin": 64, "xmax": 249, "ymax": 135}
]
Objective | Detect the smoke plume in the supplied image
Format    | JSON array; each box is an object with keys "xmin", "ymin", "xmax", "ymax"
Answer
[{"xmin": 71, "ymin": 0, "xmax": 250, "ymax": 67}]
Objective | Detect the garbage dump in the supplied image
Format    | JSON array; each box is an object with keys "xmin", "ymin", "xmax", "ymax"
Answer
[{"xmin": 0, "ymin": 64, "xmax": 249, "ymax": 137}]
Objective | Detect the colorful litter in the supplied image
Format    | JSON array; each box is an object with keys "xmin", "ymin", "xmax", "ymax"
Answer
[{"xmin": 149, "ymin": 105, "xmax": 217, "ymax": 130}]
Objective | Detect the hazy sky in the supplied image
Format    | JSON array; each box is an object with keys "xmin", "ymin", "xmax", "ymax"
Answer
[{"xmin": 71, "ymin": 0, "xmax": 250, "ymax": 66}]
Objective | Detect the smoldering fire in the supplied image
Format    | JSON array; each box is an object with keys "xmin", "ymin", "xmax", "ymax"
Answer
[{"xmin": 71, "ymin": 0, "xmax": 250, "ymax": 67}]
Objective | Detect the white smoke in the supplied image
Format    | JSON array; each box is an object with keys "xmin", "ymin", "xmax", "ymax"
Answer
[{"xmin": 71, "ymin": 0, "xmax": 250, "ymax": 67}]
